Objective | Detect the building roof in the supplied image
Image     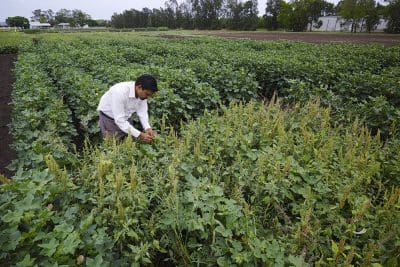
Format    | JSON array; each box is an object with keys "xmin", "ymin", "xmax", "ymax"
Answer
[
  {"xmin": 0, "ymin": 22, "xmax": 8, "ymax": 27},
  {"xmin": 58, "ymin": 23, "xmax": 70, "ymax": 26},
  {"xmin": 30, "ymin": 22, "xmax": 51, "ymax": 26}
]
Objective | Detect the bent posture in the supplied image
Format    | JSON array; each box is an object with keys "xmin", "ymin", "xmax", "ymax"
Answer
[{"xmin": 97, "ymin": 74, "xmax": 157, "ymax": 143}]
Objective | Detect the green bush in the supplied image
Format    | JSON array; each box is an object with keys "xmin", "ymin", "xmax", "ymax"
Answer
[
  {"xmin": 2, "ymin": 33, "xmax": 400, "ymax": 266},
  {"xmin": 23, "ymin": 29, "xmax": 42, "ymax": 34},
  {"xmin": 157, "ymin": 26, "xmax": 169, "ymax": 31},
  {"xmin": 1, "ymin": 101, "xmax": 399, "ymax": 266},
  {"xmin": 133, "ymin": 27, "xmax": 158, "ymax": 32}
]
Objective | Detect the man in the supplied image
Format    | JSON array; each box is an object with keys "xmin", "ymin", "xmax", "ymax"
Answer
[{"xmin": 97, "ymin": 74, "xmax": 157, "ymax": 143}]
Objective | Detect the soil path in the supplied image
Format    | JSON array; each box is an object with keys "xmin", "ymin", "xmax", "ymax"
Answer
[{"xmin": 0, "ymin": 54, "xmax": 16, "ymax": 178}]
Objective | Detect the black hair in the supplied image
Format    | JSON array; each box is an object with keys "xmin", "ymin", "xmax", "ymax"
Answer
[{"xmin": 136, "ymin": 74, "xmax": 158, "ymax": 92}]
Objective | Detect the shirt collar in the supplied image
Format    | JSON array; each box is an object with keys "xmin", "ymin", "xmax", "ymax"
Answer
[{"xmin": 129, "ymin": 82, "xmax": 136, "ymax": 98}]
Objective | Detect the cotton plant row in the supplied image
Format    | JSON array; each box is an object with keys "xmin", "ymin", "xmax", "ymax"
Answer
[
  {"xmin": 33, "ymin": 34, "xmax": 400, "ymax": 137},
  {"xmin": 9, "ymin": 52, "xmax": 77, "ymax": 170},
  {"xmin": 1, "ymin": 33, "xmax": 399, "ymax": 266},
  {"xmin": 1, "ymin": 100, "xmax": 399, "ymax": 266}
]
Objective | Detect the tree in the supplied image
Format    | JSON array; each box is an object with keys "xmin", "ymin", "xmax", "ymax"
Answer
[
  {"xmin": 179, "ymin": 1, "xmax": 195, "ymax": 29},
  {"xmin": 275, "ymin": 0, "xmax": 329, "ymax": 32},
  {"xmin": 55, "ymin": 9, "xmax": 73, "ymax": 24},
  {"xmin": 111, "ymin": 8, "xmax": 152, "ymax": 28},
  {"xmin": 163, "ymin": 2, "xmax": 177, "ymax": 28},
  {"xmin": 225, "ymin": 0, "xmax": 259, "ymax": 30},
  {"xmin": 277, "ymin": 0, "xmax": 294, "ymax": 30},
  {"xmin": 290, "ymin": 0, "xmax": 312, "ymax": 31},
  {"xmin": 225, "ymin": 0, "xmax": 242, "ymax": 29},
  {"xmin": 166, "ymin": 0, "xmax": 180, "ymax": 28},
  {"xmin": 338, "ymin": 0, "xmax": 380, "ymax": 32},
  {"xmin": 53, "ymin": 9, "xmax": 91, "ymax": 26},
  {"xmin": 6, "ymin": 16, "xmax": 30, "ymax": 29},
  {"xmin": 72, "ymin": 9, "xmax": 91, "ymax": 26},
  {"xmin": 385, "ymin": 0, "xmax": 400, "ymax": 33},
  {"xmin": 338, "ymin": 0, "xmax": 363, "ymax": 32},
  {"xmin": 87, "ymin": 19, "xmax": 98, "ymax": 27},
  {"xmin": 191, "ymin": 0, "xmax": 224, "ymax": 29},
  {"xmin": 265, "ymin": 0, "xmax": 284, "ymax": 30},
  {"xmin": 242, "ymin": 0, "xmax": 259, "ymax": 30},
  {"xmin": 96, "ymin": 20, "xmax": 109, "ymax": 27},
  {"xmin": 359, "ymin": 0, "xmax": 379, "ymax": 32},
  {"xmin": 46, "ymin": 9, "xmax": 56, "ymax": 25},
  {"xmin": 31, "ymin": 9, "xmax": 46, "ymax": 22},
  {"xmin": 30, "ymin": 9, "xmax": 54, "ymax": 24}
]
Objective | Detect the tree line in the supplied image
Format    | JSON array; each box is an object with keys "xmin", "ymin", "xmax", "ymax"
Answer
[
  {"xmin": 110, "ymin": 0, "xmax": 260, "ymax": 30},
  {"xmin": 5, "ymin": 0, "xmax": 400, "ymax": 33},
  {"xmin": 30, "ymin": 9, "xmax": 107, "ymax": 27},
  {"xmin": 6, "ymin": 9, "xmax": 108, "ymax": 29},
  {"xmin": 265, "ymin": 0, "xmax": 400, "ymax": 33},
  {"xmin": 110, "ymin": 0, "xmax": 399, "ymax": 33}
]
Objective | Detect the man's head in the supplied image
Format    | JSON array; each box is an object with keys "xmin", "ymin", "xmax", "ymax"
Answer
[{"xmin": 135, "ymin": 74, "xmax": 158, "ymax": 100}]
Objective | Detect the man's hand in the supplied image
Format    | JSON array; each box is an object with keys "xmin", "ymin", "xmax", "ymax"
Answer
[
  {"xmin": 138, "ymin": 132, "xmax": 153, "ymax": 143},
  {"xmin": 144, "ymin": 128, "xmax": 156, "ymax": 138}
]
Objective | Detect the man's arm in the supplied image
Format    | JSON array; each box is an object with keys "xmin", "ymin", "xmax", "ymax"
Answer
[
  {"xmin": 137, "ymin": 102, "xmax": 155, "ymax": 141},
  {"xmin": 137, "ymin": 101, "xmax": 151, "ymax": 130}
]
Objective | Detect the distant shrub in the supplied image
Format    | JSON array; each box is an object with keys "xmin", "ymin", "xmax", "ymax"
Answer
[
  {"xmin": 23, "ymin": 29, "xmax": 42, "ymax": 34},
  {"xmin": 133, "ymin": 27, "xmax": 158, "ymax": 32},
  {"xmin": 108, "ymin": 28, "xmax": 133, "ymax": 32},
  {"xmin": 157, "ymin": 27, "xmax": 169, "ymax": 31}
]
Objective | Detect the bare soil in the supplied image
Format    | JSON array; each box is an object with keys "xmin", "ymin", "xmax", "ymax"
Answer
[
  {"xmin": 0, "ymin": 54, "xmax": 16, "ymax": 178},
  {"xmin": 210, "ymin": 32, "xmax": 400, "ymax": 46}
]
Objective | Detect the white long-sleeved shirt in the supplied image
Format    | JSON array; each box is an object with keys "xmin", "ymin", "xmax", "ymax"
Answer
[{"xmin": 97, "ymin": 81, "xmax": 151, "ymax": 138}]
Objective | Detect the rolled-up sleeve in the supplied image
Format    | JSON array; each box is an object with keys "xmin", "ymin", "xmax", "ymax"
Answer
[
  {"xmin": 137, "ymin": 101, "xmax": 151, "ymax": 130},
  {"xmin": 111, "ymin": 89, "xmax": 141, "ymax": 138}
]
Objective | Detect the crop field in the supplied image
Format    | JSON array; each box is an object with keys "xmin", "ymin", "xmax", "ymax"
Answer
[{"xmin": 0, "ymin": 32, "xmax": 399, "ymax": 266}]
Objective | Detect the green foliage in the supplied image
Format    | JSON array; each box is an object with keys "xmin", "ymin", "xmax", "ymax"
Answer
[
  {"xmin": 157, "ymin": 26, "xmax": 169, "ymax": 31},
  {"xmin": 22, "ymin": 29, "xmax": 42, "ymax": 34},
  {"xmin": 225, "ymin": 0, "xmax": 259, "ymax": 30},
  {"xmin": 31, "ymin": 8, "xmax": 93, "ymax": 27},
  {"xmin": 0, "ymin": 32, "xmax": 31, "ymax": 54},
  {"xmin": 1, "ymin": 101, "xmax": 399, "ymax": 266},
  {"xmin": 1, "ymin": 32, "xmax": 400, "ymax": 266},
  {"xmin": 385, "ymin": 0, "xmax": 400, "ymax": 33},
  {"xmin": 6, "ymin": 16, "xmax": 30, "ymax": 29},
  {"xmin": 9, "ymin": 52, "xmax": 77, "ymax": 170}
]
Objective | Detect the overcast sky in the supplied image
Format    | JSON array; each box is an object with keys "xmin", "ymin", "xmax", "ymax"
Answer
[{"xmin": 1, "ymin": 0, "xmax": 270, "ymax": 21}]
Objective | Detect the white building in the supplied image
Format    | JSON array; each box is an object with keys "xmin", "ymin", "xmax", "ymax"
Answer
[
  {"xmin": 374, "ymin": 18, "xmax": 388, "ymax": 32},
  {"xmin": 56, "ymin": 23, "xmax": 70, "ymax": 29},
  {"xmin": 311, "ymin": 16, "xmax": 388, "ymax": 32},
  {"xmin": 30, "ymin": 22, "xmax": 51, "ymax": 29}
]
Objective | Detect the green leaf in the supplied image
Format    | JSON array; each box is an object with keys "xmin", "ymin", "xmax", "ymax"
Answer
[
  {"xmin": 86, "ymin": 255, "xmax": 106, "ymax": 267},
  {"xmin": 287, "ymin": 255, "xmax": 308, "ymax": 267},
  {"xmin": 0, "ymin": 227, "xmax": 21, "ymax": 251},
  {"xmin": 152, "ymin": 239, "xmax": 167, "ymax": 253},
  {"xmin": 79, "ymin": 211, "xmax": 94, "ymax": 232},
  {"xmin": 2, "ymin": 209, "xmax": 24, "ymax": 224},
  {"xmin": 38, "ymin": 238, "xmax": 59, "ymax": 257},
  {"xmin": 62, "ymin": 232, "xmax": 81, "ymax": 255},
  {"xmin": 331, "ymin": 240, "xmax": 339, "ymax": 256},
  {"xmin": 16, "ymin": 254, "xmax": 35, "ymax": 267},
  {"xmin": 127, "ymin": 230, "xmax": 139, "ymax": 241},
  {"xmin": 215, "ymin": 225, "xmax": 232, "ymax": 238}
]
